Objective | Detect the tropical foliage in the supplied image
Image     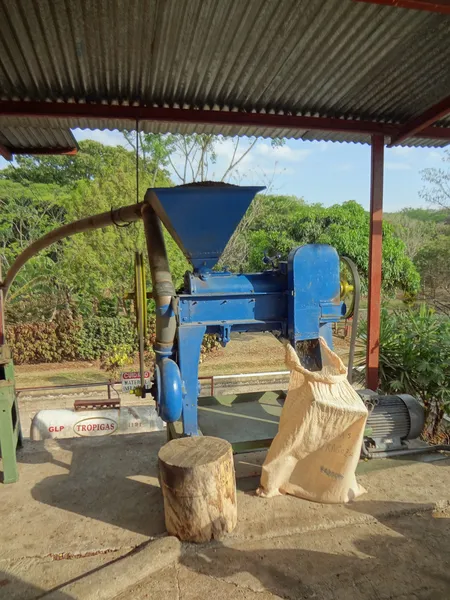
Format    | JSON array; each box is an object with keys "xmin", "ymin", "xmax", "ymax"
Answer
[
  {"xmin": 359, "ymin": 306, "xmax": 450, "ymax": 438},
  {"xmin": 223, "ymin": 196, "xmax": 420, "ymax": 295},
  {"xmin": 1, "ymin": 134, "xmax": 448, "ymax": 368}
]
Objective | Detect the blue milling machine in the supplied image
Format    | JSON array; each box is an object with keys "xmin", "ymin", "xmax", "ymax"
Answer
[
  {"xmin": 138, "ymin": 183, "xmax": 426, "ymax": 456},
  {"xmin": 141, "ymin": 183, "xmax": 351, "ymax": 438}
]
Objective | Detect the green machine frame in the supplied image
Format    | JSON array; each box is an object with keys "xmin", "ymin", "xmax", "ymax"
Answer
[{"xmin": 0, "ymin": 345, "xmax": 22, "ymax": 483}]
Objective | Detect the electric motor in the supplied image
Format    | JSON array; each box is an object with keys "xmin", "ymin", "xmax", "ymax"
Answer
[{"xmin": 358, "ymin": 390, "xmax": 425, "ymax": 452}]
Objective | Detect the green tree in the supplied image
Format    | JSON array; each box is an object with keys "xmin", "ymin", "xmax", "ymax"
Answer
[
  {"xmin": 220, "ymin": 195, "xmax": 304, "ymax": 270},
  {"xmin": 54, "ymin": 144, "xmax": 186, "ymax": 316},
  {"xmin": 415, "ymin": 235, "xmax": 450, "ymax": 299},
  {"xmin": 0, "ymin": 140, "xmax": 130, "ymax": 187},
  {"xmin": 232, "ymin": 197, "xmax": 420, "ymax": 295},
  {"xmin": 359, "ymin": 306, "xmax": 450, "ymax": 438},
  {"xmin": 1, "ymin": 139, "xmax": 187, "ymax": 319},
  {"xmin": 419, "ymin": 149, "xmax": 450, "ymax": 210},
  {"xmin": 0, "ymin": 179, "xmax": 71, "ymax": 321},
  {"xmin": 400, "ymin": 207, "xmax": 449, "ymax": 224},
  {"xmin": 384, "ymin": 212, "xmax": 437, "ymax": 260},
  {"xmin": 123, "ymin": 131, "xmax": 174, "ymax": 187}
]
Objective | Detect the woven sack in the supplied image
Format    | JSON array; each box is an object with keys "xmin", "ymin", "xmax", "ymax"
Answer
[{"xmin": 258, "ymin": 337, "xmax": 368, "ymax": 503}]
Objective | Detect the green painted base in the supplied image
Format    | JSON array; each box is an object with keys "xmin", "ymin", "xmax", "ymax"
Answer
[{"xmin": 0, "ymin": 347, "xmax": 22, "ymax": 484}]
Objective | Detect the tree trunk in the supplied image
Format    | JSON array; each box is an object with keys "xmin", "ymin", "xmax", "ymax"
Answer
[{"xmin": 158, "ymin": 436, "xmax": 237, "ymax": 543}]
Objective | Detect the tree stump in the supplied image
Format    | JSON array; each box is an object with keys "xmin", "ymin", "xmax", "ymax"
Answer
[{"xmin": 158, "ymin": 436, "xmax": 237, "ymax": 543}]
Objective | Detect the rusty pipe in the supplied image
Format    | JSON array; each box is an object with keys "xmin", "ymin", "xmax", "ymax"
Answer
[{"xmin": 1, "ymin": 202, "xmax": 143, "ymax": 299}]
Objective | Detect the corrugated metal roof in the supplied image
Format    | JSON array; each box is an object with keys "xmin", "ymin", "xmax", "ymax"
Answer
[
  {"xmin": 0, "ymin": 124, "xmax": 77, "ymax": 154},
  {"xmin": 0, "ymin": 0, "xmax": 449, "ymax": 147}
]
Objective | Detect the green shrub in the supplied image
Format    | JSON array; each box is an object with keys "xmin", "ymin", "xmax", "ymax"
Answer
[
  {"xmin": 100, "ymin": 343, "xmax": 135, "ymax": 380},
  {"xmin": 80, "ymin": 316, "xmax": 136, "ymax": 360},
  {"xmin": 7, "ymin": 311, "xmax": 84, "ymax": 364},
  {"xmin": 7, "ymin": 313, "xmax": 134, "ymax": 364},
  {"xmin": 7, "ymin": 312, "xmax": 220, "ymax": 365},
  {"xmin": 358, "ymin": 305, "xmax": 450, "ymax": 438}
]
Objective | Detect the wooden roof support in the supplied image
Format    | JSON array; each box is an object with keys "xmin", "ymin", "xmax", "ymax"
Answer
[
  {"xmin": 355, "ymin": 0, "xmax": 450, "ymax": 15},
  {"xmin": 12, "ymin": 147, "xmax": 78, "ymax": 156},
  {"xmin": 389, "ymin": 94, "xmax": 450, "ymax": 147},
  {"xmin": 1, "ymin": 100, "xmax": 450, "ymax": 143},
  {"xmin": 0, "ymin": 144, "xmax": 12, "ymax": 161}
]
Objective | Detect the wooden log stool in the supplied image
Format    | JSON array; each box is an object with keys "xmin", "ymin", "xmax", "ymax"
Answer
[{"xmin": 158, "ymin": 436, "xmax": 237, "ymax": 543}]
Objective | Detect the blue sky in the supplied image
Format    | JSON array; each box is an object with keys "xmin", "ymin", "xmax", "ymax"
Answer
[{"xmin": 3, "ymin": 128, "xmax": 447, "ymax": 212}]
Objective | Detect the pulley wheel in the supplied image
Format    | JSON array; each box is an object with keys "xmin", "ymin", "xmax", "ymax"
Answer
[{"xmin": 340, "ymin": 256, "xmax": 359, "ymax": 319}]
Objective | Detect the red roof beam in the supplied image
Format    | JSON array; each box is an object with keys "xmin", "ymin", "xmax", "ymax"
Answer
[
  {"xmin": 1, "ymin": 100, "xmax": 450, "ymax": 143},
  {"xmin": 11, "ymin": 147, "xmax": 78, "ymax": 156},
  {"xmin": 388, "ymin": 94, "xmax": 450, "ymax": 147},
  {"xmin": 354, "ymin": 0, "xmax": 450, "ymax": 14},
  {"xmin": 0, "ymin": 144, "xmax": 12, "ymax": 161}
]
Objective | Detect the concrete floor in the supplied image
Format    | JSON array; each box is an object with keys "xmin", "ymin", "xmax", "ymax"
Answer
[
  {"xmin": 125, "ymin": 507, "xmax": 450, "ymax": 600},
  {"xmin": 1, "ymin": 395, "xmax": 450, "ymax": 599}
]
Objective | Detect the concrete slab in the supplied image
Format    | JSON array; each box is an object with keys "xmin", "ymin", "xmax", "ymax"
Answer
[
  {"xmin": 198, "ymin": 392, "xmax": 283, "ymax": 443},
  {"xmin": 115, "ymin": 508, "xmax": 450, "ymax": 600},
  {"xmin": 1, "ymin": 420, "xmax": 450, "ymax": 598},
  {"xmin": 232, "ymin": 450, "xmax": 450, "ymax": 542},
  {"xmin": 41, "ymin": 537, "xmax": 181, "ymax": 600},
  {"xmin": 0, "ymin": 432, "xmax": 168, "ymax": 563},
  {"xmin": 0, "ymin": 551, "xmax": 128, "ymax": 600},
  {"xmin": 176, "ymin": 508, "xmax": 450, "ymax": 600}
]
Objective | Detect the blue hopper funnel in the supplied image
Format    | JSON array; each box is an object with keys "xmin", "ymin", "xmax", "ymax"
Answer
[{"xmin": 145, "ymin": 185, "xmax": 265, "ymax": 271}]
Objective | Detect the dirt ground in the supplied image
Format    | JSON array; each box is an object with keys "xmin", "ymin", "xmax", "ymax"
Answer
[
  {"xmin": 14, "ymin": 332, "xmax": 350, "ymax": 388},
  {"xmin": 126, "ymin": 508, "xmax": 450, "ymax": 600},
  {"xmin": 1, "ymin": 431, "xmax": 449, "ymax": 600}
]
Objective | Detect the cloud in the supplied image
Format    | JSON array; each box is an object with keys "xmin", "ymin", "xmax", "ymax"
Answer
[
  {"xmin": 72, "ymin": 128, "xmax": 127, "ymax": 147},
  {"xmin": 389, "ymin": 146, "xmax": 415, "ymax": 157},
  {"xmin": 215, "ymin": 138, "xmax": 256, "ymax": 167},
  {"xmin": 427, "ymin": 150, "xmax": 445, "ymax": 163},
  {"xmin": 256, "ymin": 142, "xmax": 311, "ymax": 162},
  {"xmin": 385, "ymin": 161, "xmax": 412, "ymax": 171}
]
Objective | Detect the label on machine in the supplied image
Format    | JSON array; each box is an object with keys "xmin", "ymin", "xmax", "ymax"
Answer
[{"xmin": 121, "ymin": 370, "xmax": 151, "ymax": 393}]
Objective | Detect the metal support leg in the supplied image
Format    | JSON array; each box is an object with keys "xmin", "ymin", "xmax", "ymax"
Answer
[
  {"xmin": 0, "ymin": 354, "xmax": 21, "ymax": 483},
  {"xmin": 366, "ymin": 135, "xmax": 384, "ymax": 390},
  {"xmin": 178, "ymin": 325, "xmax": 206, "ymax": 436}
]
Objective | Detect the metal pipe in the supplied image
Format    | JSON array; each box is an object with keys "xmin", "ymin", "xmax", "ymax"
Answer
[
  {"xmin": 16, "ymin": 381, "xmax": 121, "ymax": 392},
  {"xmin": 1, "ymin": 202, "xmax": 143, "ymax": 299},
  {"xmin": 370, "ymin": 445, "xmax": 450, "ymax": 459},
  {"xmin": 141, "ymin": 201, "xmax": 176, "ymax": 349}
]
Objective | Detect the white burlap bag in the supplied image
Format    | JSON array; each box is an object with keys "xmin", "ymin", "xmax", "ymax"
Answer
[{"xmin": 258, "ymin": 338, "xmax": 368, "ymax": 503}]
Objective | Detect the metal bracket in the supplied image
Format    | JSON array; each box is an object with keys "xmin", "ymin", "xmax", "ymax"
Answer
[{"xmin": 219, "ymin": 324, "xmax": 232, "ymax": 347}]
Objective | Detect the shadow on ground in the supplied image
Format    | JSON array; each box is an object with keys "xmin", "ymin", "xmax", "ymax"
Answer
[
  {"xmin": 180, "ymin": 501, "xmax": 450, "ymax": 600},
  {"xmin": 0, "ymin": 572, "xmax": 72, "ymax": 600},
  {"xmin": 7, "ymin": 433, "xmax": 450, "ymax": 599},
  {"xmin": 27, "ymin": 433, "xmax": 167, "ymax": 538}
]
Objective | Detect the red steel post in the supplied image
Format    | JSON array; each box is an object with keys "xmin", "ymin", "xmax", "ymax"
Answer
[{"xmin": 366, "ymin": 134, "xmax": 385, "ymax": 390}]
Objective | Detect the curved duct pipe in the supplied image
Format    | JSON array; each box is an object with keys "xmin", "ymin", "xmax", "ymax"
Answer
[
  {"xmin": 1, "ymin": 202, "xmax": 144, "ymax": 299},
  {"xmin": 141, "ymin": 201, "xmax": 176, "ymax": 350}
]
